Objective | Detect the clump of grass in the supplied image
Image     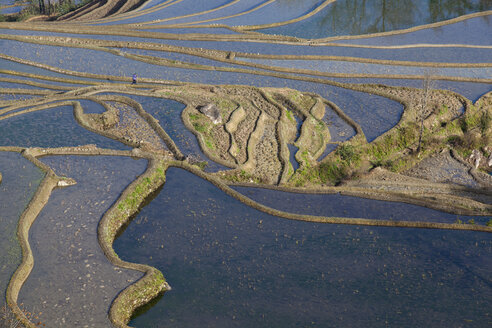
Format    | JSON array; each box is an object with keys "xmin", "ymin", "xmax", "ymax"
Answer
[
  {"xmin": 335, "ymin": 144, "xmax": 360, "ymax": 165},
  {"xmin": 192, "ymin": 122, "xmax": 207, "ymax": 133},
  {"xmin": 396, "ymin": 124, "xmax": 417, "ymax": 149},
  {"xmin": 220, "ymin": 170, "xmax": 261, "ymax": 183},
  {"xmin": 318, "ymin": 161, "xmax": 346, "ymax": 185},
  {"xmin": 297, "ymin": 143, "xmax": 363, "ymax": 186},
  {"xmin": 367, "ymin": 134, "xmax": 396, "ymax": 162},
  {"xmin": 108, "ymin": 162, "xmax": 167, "ymax": 243},
  {"xmin": 204, "ymin": 139, "xmax": 215, "ymax": 150},
  {"xmin": 383, "ymin": 158, "xmax": 410, "ymax": 172},
  {"xmin": 479, "ymin": 110, "xmax": 491, "ymax": 134},
  {"xmin": 213, "ymin": 97, "xmax": 237, "ymax": 117},
  {"xmin": 1, "ymin": 303, "xmax": 45, "ymax": 327},
  {"xmin": 285, "ymin": 109, "xmax": 295, "ymax": 123},
  {"xmin": 188, "ymin": 113, "xmax": 218, "ymax": 153},
  {"xmin": 438, "ymin": 104, "xmax": 449, "ymax": 116},
  {"xmin": 114, "ymin": 268, "xmax": 167, "ymax": 325},
  {"xmin": 188, "ymin": 113, "xmax": 200, "ymax": 121}
]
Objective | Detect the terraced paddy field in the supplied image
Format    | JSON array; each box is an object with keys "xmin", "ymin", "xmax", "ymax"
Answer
[{"xmin": 0, "ymin": 0, "xmax": 491, "ymax": 327}]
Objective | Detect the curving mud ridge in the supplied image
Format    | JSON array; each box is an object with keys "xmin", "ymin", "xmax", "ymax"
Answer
[
  {"xmin": 1, "ymin": 3, "xmax": 492, "ymax": 326},
  {"xmin": 99, "ymin": 157, "xmax": 171, "ymax": 327},
  {"xmin": 1, "ymin": 81, "xmax": 490, "ymax": 327},
  {"xmin": 5, "ymin": 149, "xmax": 76, "ymax": 328},
  {"xmin": 57, "ymin": 0, "xmax": 148, "ymax": 21}
]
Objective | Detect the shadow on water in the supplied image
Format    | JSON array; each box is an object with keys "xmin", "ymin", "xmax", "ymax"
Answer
[
  {"xmin": 114, "ymin": 167, "xmax": 492, "ymax": 328},
  {"xmin": 115, "ymin": 183, "xmax": 165, "ymax": 240},
  {"xmin": 130, "ymin": 293, "xmax": 164, "ymax": 321}
]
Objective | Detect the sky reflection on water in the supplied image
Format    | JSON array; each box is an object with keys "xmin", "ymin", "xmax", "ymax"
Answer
[{"xmin": 115, "ymin": 168, "xmax": 492, "ymax": 328}]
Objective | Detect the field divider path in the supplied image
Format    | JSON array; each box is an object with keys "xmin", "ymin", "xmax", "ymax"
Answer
[
  {"xmin": 225, "ymin": 104, "xmax": 246, "ymax": 163},
  {"xmin": 129, "ymin": 0, "xmax": 243, "ymax": 26},
  {"xmin": 98, "ymin": 157, "xmax": 171, "ymax": 328},
  {"xmin": 181, "ymin": 104, "xmax": 238, "ymax": 168},
  {"xmin": 5, "ymin": 150, "xmax": 75, "ymax": 328},
  {"xmin": 236, "ymin": 0, "xmax": 335, "ymax": 31},
  {"xmin": 241, "ymin": 106, "xmax": 266, "ymax": 172},
  {"xmin": 172, "ymin": 161, "xmax": 492, "ymax": 231},
  {"xmin": 162, "ymin": 0, "xmax": 277, "ymax": 27}
]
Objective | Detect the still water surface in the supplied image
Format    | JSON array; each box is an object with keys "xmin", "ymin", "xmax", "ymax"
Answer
[
  {"xmin": 260, "ymin": 0, "xmax": 492, "ymax": 38},
  {"xmin": 115, "ymin": 168, "xmax": 491, "ymax": 328},
  {"xmin": 0, "ymin": 152, "xmax": 44, "ymax": 307}
]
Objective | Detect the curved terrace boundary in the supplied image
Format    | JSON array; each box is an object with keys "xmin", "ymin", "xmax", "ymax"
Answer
[
  {"xmin": 0, "ymin": 36, "xmax": 490, "ymax": 85},
  {"xmin": 1, "ymin": 80, "xmax": 491, "ymax": 327},
  {"xmin": 101, "ymin": 157, "xmax": 491, "ymax": 326}
]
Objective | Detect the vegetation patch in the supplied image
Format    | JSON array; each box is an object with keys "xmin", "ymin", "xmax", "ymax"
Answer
[
  {"xmin": 98, "ymin": 159, "xmax": 171, "ymax": 327},
  {"xmin": 105, "ymin": 161, "xmax": 168, "ymax": 245}
]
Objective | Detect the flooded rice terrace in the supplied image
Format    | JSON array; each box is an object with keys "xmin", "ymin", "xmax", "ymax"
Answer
[{"xmin": 0, "ymin": 0, "xmax": 491, "ymax": 327}]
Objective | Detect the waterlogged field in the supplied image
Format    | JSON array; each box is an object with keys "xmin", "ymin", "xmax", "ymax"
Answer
[
  {"xmin": 0, "ymin": 0, "xmax": 491, "ymax": 327},
  {"xmin": 116, "ymin": 168, "xmax": 492, "ymax": 328}
]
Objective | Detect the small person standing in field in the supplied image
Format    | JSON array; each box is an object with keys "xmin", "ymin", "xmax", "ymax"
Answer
[{"xmin": 132, "ymin": 73, "xmax": 137, "ymax": 84}]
